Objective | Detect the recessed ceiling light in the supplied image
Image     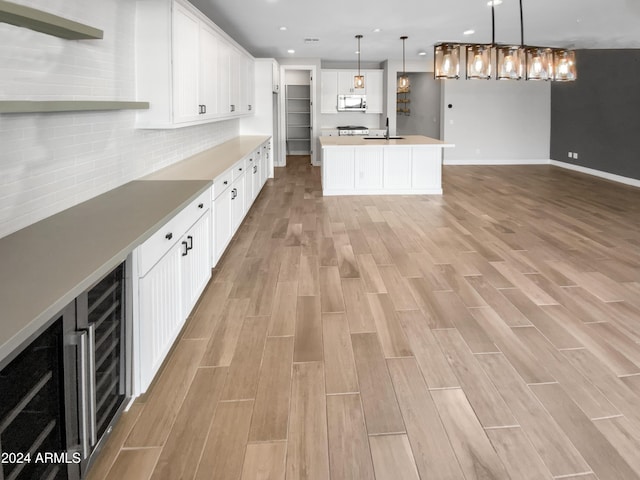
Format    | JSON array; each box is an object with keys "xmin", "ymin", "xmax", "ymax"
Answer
[
  {"xmin": 463, "ymin": 29, "xmax": 475, "ymax": 35},
  {"xmin": 372, "ymin": 28, "xmax": 381, "ymax": 33},
  {"xmin": 287, "ymin": 49, "xmax": 295, "ymax": 54},
  {"xmin": 487, "ymin": 0, "xmax": 502, "ymax": 5},
  {"xmin": 279, "ymin": 26, "xmax": 287, "ymax": 31},
  {"xmin": 418, "ymin": 51, "xmax": 427, "ymax": 56}
]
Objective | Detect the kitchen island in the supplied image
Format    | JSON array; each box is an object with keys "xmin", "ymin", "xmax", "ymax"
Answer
[{"xmin": 319, "ymin": 134, "xmax": 454, "ymax": 196}]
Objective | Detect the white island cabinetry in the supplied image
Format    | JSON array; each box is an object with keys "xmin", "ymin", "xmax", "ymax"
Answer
[{"xmin": 320, "ymin": 135, "xmax": 454, "ymax": 196}]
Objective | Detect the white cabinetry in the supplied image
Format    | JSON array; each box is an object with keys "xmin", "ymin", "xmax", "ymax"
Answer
[
  {"xmin": 321, "ymin": 71, "xmax": 338, "ymax": 114},
  {"xmin": 383, "ymin": 147, "xmax": 412, "ymax": 190},
  {"xmin": 213, "ymin": 173, "xmax": 233, "ymax": 264},
  {"xmin": 181, "ymin": 212, "xmax": 211, "ymax": 318},
  {"xmin": 135, "ymin": 0, "xmax": 254, "ymax": 128},
  {"xmin": 231, "ymin": 173, "xmax": 245, "ymax": 232},
  {"xmin": 134, "ymin": 188, "xmax": 212, "ymax": 394},
  {"xmin": 321, "ymin": 144, "xmax": 444, "ymax": 195},
  {"xmin": 322, "ymin": 148, "xmax": 355, "ymax": 190},
  {"xmin": 412, "ymin": 148, "xmax": 442, "ymax": 190},
  {"xmin": 211, "ymin": 140, "xmax": 271, "ymax": 267},
  {"xmin": 321, "ymin": 69, "xmax": 384, "ymax": 114},
  {"xmin": 355, "ymin": 147, "xmax": 383, "ymax": 190},
  {"xmin": 364, "ymin": 70, "xmax": 384, "ymax": 114}
]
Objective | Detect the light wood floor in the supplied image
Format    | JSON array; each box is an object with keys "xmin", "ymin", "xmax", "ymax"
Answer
[{"xmin": 89, "ymin": 156, "xmax": 640, "ymax": 480}]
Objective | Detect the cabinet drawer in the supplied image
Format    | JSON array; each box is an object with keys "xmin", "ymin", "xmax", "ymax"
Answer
[
  {"xmin": 232, "ymin": 159, "xmax": 246, "ymax": 180},
  {"xmin": 245, "ymin": 152, "xmax": 256, "ymax": 171},
  {"xmin": 213, "ymin": 169, "xmax": 233, "ymax": 199},
  {"xmin": 137, "ymin": 188, "xmax": 211, "ymax": 277}
]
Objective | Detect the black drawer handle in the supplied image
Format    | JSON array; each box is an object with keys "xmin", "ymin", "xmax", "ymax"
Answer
[
  {"xmin": 198, "ymin": 203, "xmax": 204, "ymax": 209},
  {"xmin": 182, "ymin": 241, "xmax": 188, "ymax": 256},
  {"xmin": 239, "ymin": 167, "xmax": 243, "ymax": 171},
  {"xmin": 187, "ymin": 235, "xmax": 193, "ymax": 250},
  {"xmin": 223, "ymin": 180, "xmax": 228, "ymax": 185},
  {"xmin": 165, "ymin": 233, "xmax": 173, "ymax": 240}
]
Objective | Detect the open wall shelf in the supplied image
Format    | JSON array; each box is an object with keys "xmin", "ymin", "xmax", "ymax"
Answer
[
  {"xmin": 0, "ymin": 101, "xmax": 150, "ymax": 114},
  {"xmin": 0, "ymin": 0, "xmax": 103, "ymax": 39}
]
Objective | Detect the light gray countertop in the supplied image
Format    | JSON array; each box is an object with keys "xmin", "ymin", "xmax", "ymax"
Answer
[
  {"xmin": 0, "ymin": 179, "xmax": 210, "ymax": 366},
  {"xmin": 319, "ymin": 134, "xmax": 454, "ymax": 148},
  {"xmin": 0, "ymin": 135, "xmax": 271, "ymax": 366}
]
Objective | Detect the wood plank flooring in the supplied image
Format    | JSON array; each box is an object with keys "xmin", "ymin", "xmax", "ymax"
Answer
[{"xmin": 88, "ymin": 157, "xmax": 640, "ymax": 480}]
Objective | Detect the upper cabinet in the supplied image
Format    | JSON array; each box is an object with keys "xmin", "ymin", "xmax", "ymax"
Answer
[
  {"xmin": 321, "ymin": 69, "xmax": 384, "ymax": 114},
  {"xmin": 135, "ymin": 0, "xmax": 254, "ymax": 129}
]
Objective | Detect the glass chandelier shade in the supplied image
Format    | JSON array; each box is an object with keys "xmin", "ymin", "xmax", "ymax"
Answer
[
  {"xmin": 433, "ymin": 0, "xmax": 576, "ymax": 82},
  {"xmin": 398, "ymin": 36, "xmax": 410, "ymax": 92},
  {"xmin": 496, "ymin": 45, "xmax": 524, "ymax": 80},
  {"xmin": 525, "ymin": 47, "xmax": 554, "ymax": 80},
  {"xmin": 354, "ymin": 34, "xmax": 365, "ymax": 89},
  {"xmin": 466, "ymin": 44, "xmax": 492, "ymax": 79},
  {"xmin": 434, "ymin": 43, "xmax": 461, "ymax": 79},
  {"xmin": 553, "ymin": 49, "xmax": 577, "ymax": 82}
]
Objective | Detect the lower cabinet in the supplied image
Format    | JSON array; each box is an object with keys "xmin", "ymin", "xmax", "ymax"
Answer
[
  {"xmin": 383, "ymin": 147, "xmax": 412, "ymax": 190},
  {"xmin": 134, "ymin": 190, "xmax": 211, "ymax": 394},
  {"xmin": 322, "ymin": 145, "xmax": 443, "ymax": 195},
  {"xmin": 355, "ymin": 147, "xmax": 383, "ymax": 190},
  {"xmin": 213, "ymin": 184, "xmax": 232, "ymax": 264},
  {"xmin": 231, "ymin": 174, "xmax": 245, "ymax": 232},
  {"xmin": 322, "ymin": 148, "xmax": 355, "ymax": 191}
]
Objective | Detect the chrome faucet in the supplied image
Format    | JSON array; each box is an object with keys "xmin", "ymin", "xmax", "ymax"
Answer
[{"xmin": 385, "ymin": 117, "xmax": 389, "ymax": 140}]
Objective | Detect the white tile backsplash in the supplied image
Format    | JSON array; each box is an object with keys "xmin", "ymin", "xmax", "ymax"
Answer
[{"xmin": 0, "ymin": 0, "xmax": 240, "ymax": 238}]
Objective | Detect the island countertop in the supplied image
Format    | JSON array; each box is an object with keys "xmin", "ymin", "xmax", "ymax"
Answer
[{"xmin": 319, "ymin": 134, "xmax": 454, "ymax": 148}]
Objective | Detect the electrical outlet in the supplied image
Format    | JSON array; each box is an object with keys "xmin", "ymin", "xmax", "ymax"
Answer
[
  {"xmin": 573, "ymin": 152, "xmax": 579, "ymax": 159},
  {"xmin": 568, "ymin": 151, "xmax": 573, "ymax": 158}
]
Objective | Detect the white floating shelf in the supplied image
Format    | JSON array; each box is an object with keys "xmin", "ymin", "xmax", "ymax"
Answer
[
  {"xmin": 0, "ymin": 101, "xmax": 150, "ymax": 114},
  {"xmin": 0, "ymin": 0, "xmax": 103, "ymax": 39}
]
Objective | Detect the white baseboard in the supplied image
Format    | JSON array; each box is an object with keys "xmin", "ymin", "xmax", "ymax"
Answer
[
  {"xmin": 550, "ymin": 160, "xmax": 640, "ymax": 188},
  {"xmin": 443, "ymin": 159, "xmax": 550, "ymax": 165},
  {"xmin": 323, "ymin": 188, "xmax": 443, "ymax": 196}
]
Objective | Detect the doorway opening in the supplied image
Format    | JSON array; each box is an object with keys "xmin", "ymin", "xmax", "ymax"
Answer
[
  {"xmin": 278, "ymin": 65, "xmax": 316, "ymax": 167},
  {"xmin": 395, "ymin": 72, "xmax": 441, "ymax": 139}
]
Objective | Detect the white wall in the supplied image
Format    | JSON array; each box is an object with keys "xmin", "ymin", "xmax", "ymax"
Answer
[
  {"xmin": 0, "ymin": 0, "xmax": 239, "ymax": 239},
  {"xmin": 441, "ymin": 80, "xmax": 551, "ymax": 164}
]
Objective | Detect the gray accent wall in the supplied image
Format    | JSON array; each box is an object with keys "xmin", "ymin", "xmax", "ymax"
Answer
[
  {"xmin": 396, "ymin": 73, "xmax": 441, "ymax": 139},
  {"xmin": 550, "ymin": 49, "xmax": 640, "ymax": 180}
]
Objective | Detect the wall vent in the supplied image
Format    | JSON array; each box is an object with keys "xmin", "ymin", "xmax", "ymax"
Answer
[{"xmin": 304, "ymin": 37, "xmax": 320, "ymax": 44}]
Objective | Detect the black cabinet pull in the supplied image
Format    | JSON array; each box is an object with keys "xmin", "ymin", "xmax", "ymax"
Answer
[
  {"xmin": 230, "ymin": 104, "xmax": 235, "ymax": 112},
  {"xmin": 203, "ymin": 105, "xmax": 206, "ymax": 114},
  {"xmin": 223, "ymin": 180, "xmax": 228, "ymax": 185},
  {"xmin": 248, "ymin": 105, "xmax": 252, "ymax": 111},
  {"xmin": 249, "ymin": 158, "xmax": 253, "ymax": 162},
  {"xmin": 187, "ymin": 235, "xmax": 193, "ymax": 250},
  {"xmin": 239, "ymin": 167, "xmax": 243, "ymax": 171},
  {"xmin": 198, "ymin": 203, "xmax": 204, "ymax": 209},
  {"xmin": 165, "ymin": 233, "xmax": 173, "ymax": 240},
  {"xmin": 181, "ymin": 241, "xmax": 188, "ymax": 256}
]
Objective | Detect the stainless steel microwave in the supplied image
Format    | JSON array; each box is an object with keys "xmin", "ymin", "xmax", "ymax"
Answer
[{"xmin": 337, "ymin": 94, "xmax": 367, "ymax": 111}]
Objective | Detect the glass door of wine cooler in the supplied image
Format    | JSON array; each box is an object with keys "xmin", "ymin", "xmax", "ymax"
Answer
[{"xmin": 0, "ymin": 305, "xmax": 78, "ymax": 480}]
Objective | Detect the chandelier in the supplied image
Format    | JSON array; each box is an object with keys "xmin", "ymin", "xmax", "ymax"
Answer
[{"xmin": 434, "ymin": 0, "xmax": 576, "ymax": 82}]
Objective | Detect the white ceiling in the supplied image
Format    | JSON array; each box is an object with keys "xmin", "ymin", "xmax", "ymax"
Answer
[{"xmin": 188, "ymin": 0, "xmax": 640, "ymax": 64}]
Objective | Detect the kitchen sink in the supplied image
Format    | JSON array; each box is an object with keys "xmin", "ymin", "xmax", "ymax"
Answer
[{"xmin": 362, "ymin": 136, "xmax": 405, "ymax": 140}]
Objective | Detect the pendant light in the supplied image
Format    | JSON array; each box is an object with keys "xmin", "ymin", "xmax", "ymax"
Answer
[
  {"xmin": 354, "ymin": 35, "xmax": 365, "ymax": 89},
  {"xmin": 398, "ymin": 36, "xmax": 410, "ymax": 92},
  {"xmin": 553, "ymin": 49, "xmax": 577, "ymax": 81},
  {"xmin": 466, "ymin": 3, "xmax": 494, "ymax": 79},
  {"xmin": 433, "ymin": 0, "xmax": 576, "ymax": 82},
  {"xmin": 496, "ymin": 0, "xmax": 524, "ymax": 80},
  {"xmin": 434, "ymin": 43, "xmax": 461, "ymax": 79}
]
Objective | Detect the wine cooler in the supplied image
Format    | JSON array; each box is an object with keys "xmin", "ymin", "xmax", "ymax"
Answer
[{"xmin": 0, "ymin": 260, "xmax": 131, "ymax": 480}]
